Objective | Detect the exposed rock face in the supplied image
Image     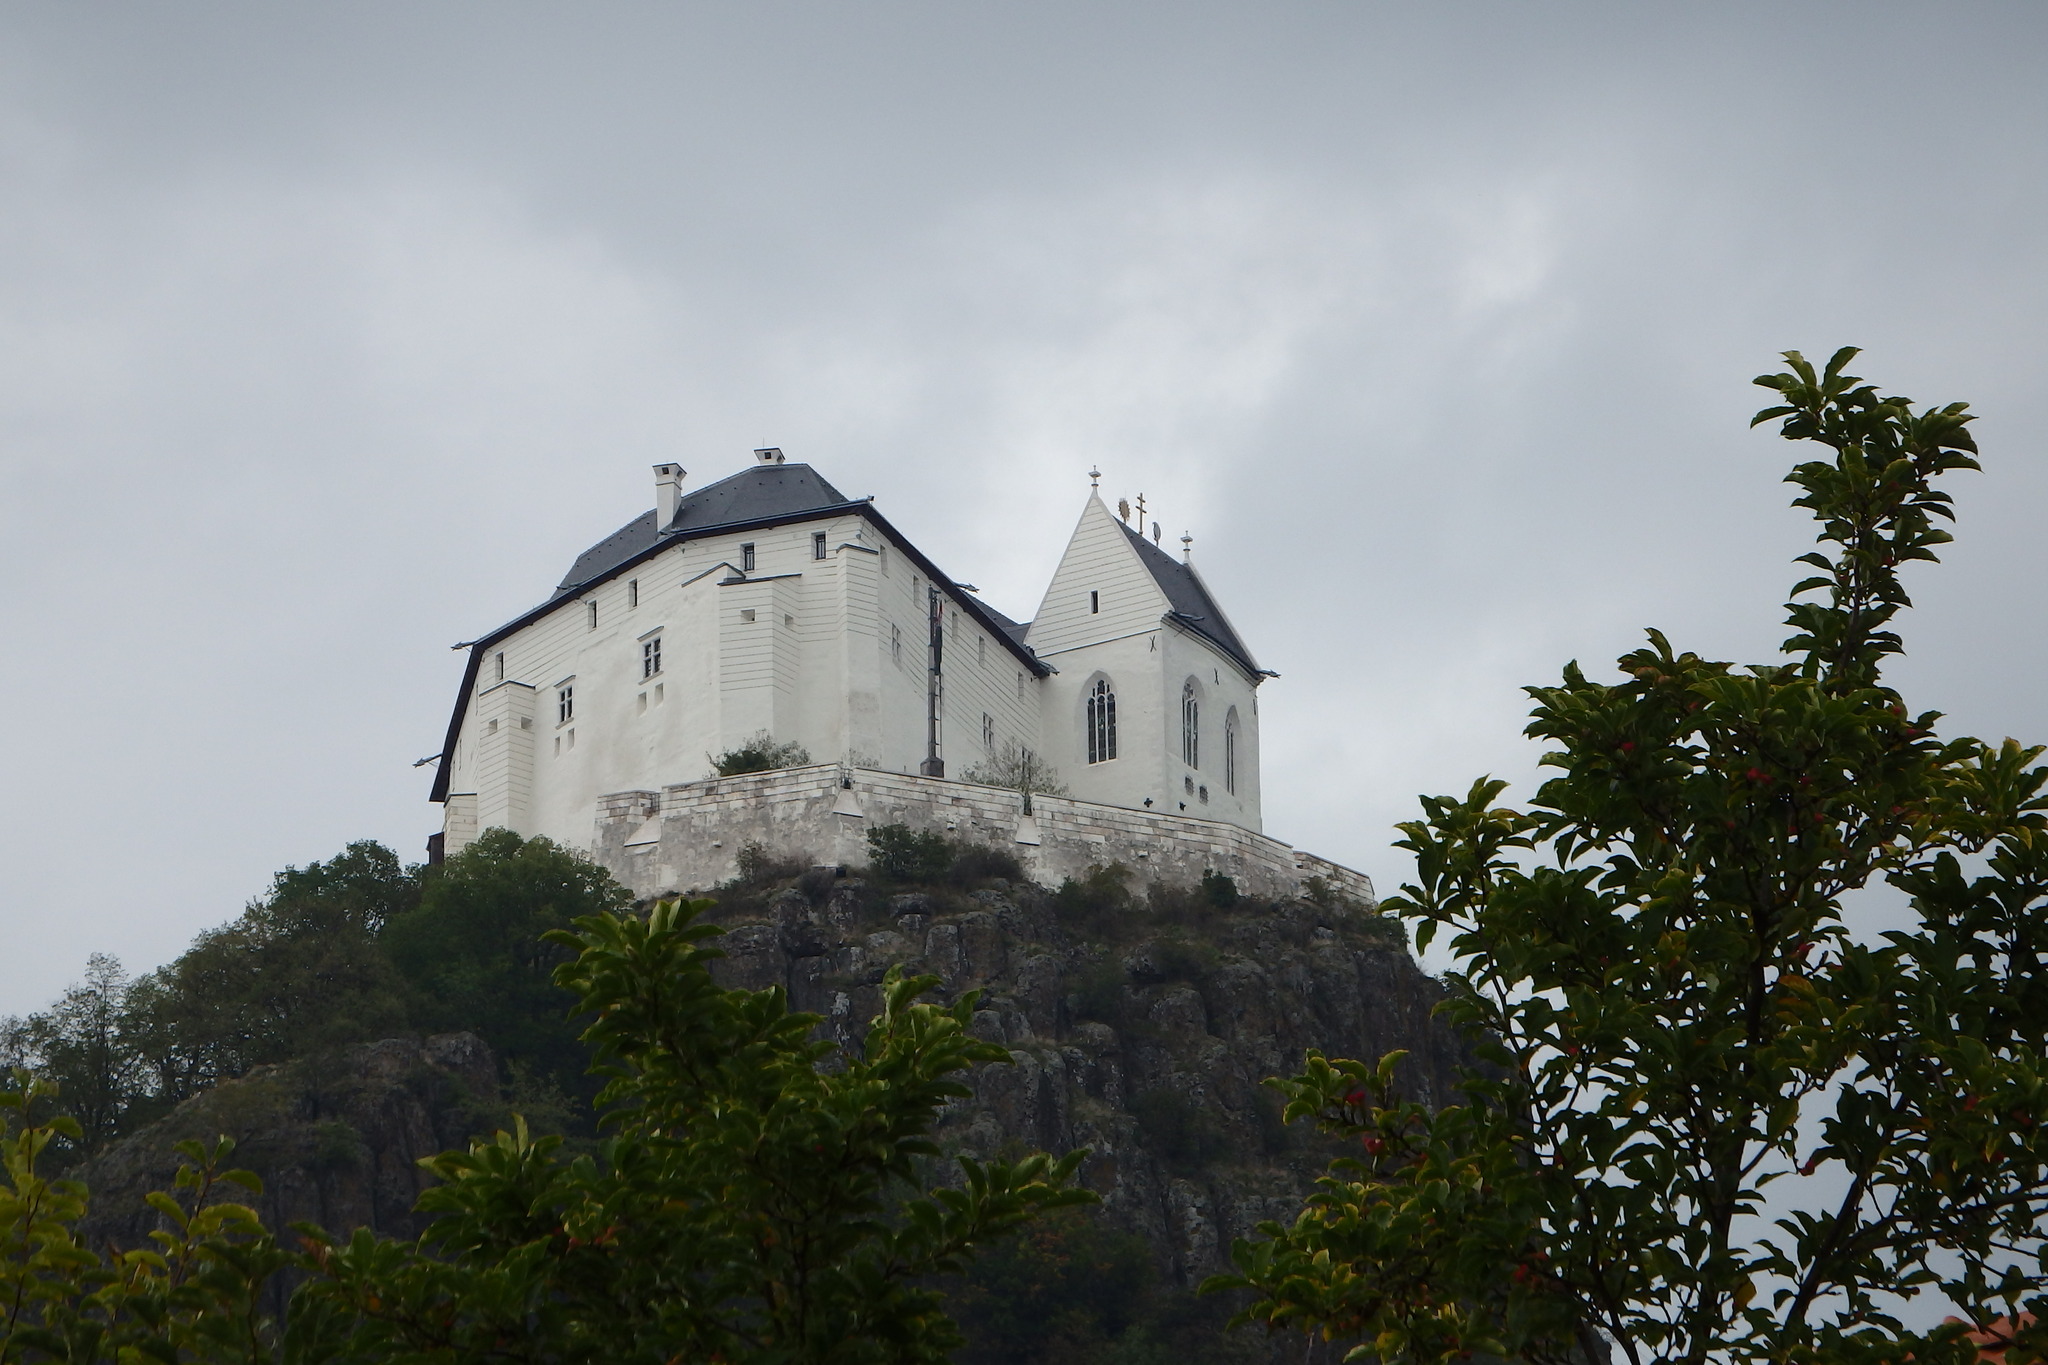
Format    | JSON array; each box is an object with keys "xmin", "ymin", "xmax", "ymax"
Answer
[
  {"xmin": 73, "ymin": 881, "xmax": 1464, "ymax": 1310},
  {"xmin": 77, "ymin": 1032, "xmax": 499, "ymax": 1258},
  {"xmin": 708, "ymin": 879, "xmax": 1466, "ymax": 1287}
]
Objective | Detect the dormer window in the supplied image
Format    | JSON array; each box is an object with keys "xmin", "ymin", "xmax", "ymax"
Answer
[{"xmin": 740, "ymin": 543, "xmax": 756, "ymax": 572}]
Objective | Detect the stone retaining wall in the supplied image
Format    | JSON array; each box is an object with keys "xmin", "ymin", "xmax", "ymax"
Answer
[{"xmin": 589, "ymin": 764, "xmax": 1375, "ymax": 908}]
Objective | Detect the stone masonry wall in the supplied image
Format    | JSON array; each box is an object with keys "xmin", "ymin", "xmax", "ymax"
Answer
[{"xmin": 590, "ymin": 764, "xmax": 1375, "ymax": 906}]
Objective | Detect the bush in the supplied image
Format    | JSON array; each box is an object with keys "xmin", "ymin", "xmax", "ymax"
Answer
[
  {"xmin": 1149, "ymin": 936, "xmax": 1217, "ymax": 985},
  {"xmin": 1052, "ymin": 864, "xmax": 1133, "ymax": 939},
  {"xmin": 709, "ymin": 732, "xmax": 813, "ymax": 776},
  {"xmin": 730, "ymin": 839, "xmax": 805, "ymax": 887},
  {"xmin": 1129, "ymin": 1087, "xmax": 1226, "ymax": 1173},
  {"xmin": 866, "ymin": 824, "xmax": 955, "ymax": 882},
  {"xmin": 1067, "ymin": 957, "xmax": 1128, "ymax": 1026},
  {"xmin": 1198, "ymin": 870, "xmax": 1238, "ymax": 909},
  {"xmin": 949, "ymin": 841, "xmax": 1025, "ymax": 885}
]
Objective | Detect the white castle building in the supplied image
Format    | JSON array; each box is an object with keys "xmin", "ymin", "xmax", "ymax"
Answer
[{"xmin": 428, "ymin": 451, "xmax": 1372, "ymax": 904}]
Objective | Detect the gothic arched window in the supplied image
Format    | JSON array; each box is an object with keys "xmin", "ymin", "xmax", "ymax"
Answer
[
  {"xmin": 1086, "ymin": 678, "xmax": 1117, "ymax": 764},
  {"xmin": 1181, "ymin": 681, "xmax": 1200, "ymax": 769},
  {"xmin": 1225, "ymin": 709, "xmax": 1238, "ymax": 794}
]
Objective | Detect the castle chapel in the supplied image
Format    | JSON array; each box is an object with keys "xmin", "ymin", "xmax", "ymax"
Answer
[{"xmin": 429, "ymin": 450, "xmax": 1372, "ymax": 904}]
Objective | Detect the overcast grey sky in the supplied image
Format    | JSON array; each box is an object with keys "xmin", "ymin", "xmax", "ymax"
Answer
[{"xmin": 2, "ymin": 2, "xmax": 2045, "ymax": 1013}]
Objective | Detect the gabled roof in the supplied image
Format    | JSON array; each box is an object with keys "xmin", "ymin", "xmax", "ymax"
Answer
[
  {"xmin": 431, "ymin": 463, "xmax": 1045, "ymax": 802},
  {"xmin": 1117, "ymin": 521, "xmax": 1262, "ymax": 678},
  {"xmin": 554, "ymin": 464, "xmax": 852, "ymax": 597},
  {"xmin": 976, "ymin": 601, "xmax": 1033, "ymax": 647}
]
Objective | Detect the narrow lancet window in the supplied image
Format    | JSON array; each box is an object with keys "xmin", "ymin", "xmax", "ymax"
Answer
[
  {"xmin": 1087, "ymin": 678, "xmax": 1117, "ymax": 764},
  {"xmin": 1181, "ymin": 682, "xmax": 1199, "ymax": 769}
]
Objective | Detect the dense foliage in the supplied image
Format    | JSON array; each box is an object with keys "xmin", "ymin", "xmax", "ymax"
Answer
[
  {"xmin": 2, "ymin": 832, "xmax": 620, "ymax": 1160},
  {"xmin": 711, "ymin": 732, "xmax": 814, "ymax": 776},
  {"xmin": 2, "ymin": 898, "xmax": 1088, "ymax": 1363},
  {"xmin": 1211, "ymin": 350, "xmax": 2048, "ymax": 1363}
]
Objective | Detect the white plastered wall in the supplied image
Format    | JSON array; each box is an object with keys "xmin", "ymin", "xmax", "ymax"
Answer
[{"xmin": 442, "ymin": 509, "xmax": 1046, "ymax": 856}]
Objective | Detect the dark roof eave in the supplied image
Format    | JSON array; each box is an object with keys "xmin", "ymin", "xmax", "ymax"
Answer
[{"xmin": 430, "ymin": 498, "xmax": 1048, "ymax": 802}]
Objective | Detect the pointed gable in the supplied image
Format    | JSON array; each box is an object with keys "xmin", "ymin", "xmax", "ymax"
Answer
[
  {"xmin": 1114, "ymin": 521, "xmax": 1262, "ymax": 677},
  {"xmin": 1024, "ymin": 494, "xmax": 1262, "ymax": 679},
  {"xmin": 1023, "ymin": 495, "xmax": 1173, "ymax": 660}
]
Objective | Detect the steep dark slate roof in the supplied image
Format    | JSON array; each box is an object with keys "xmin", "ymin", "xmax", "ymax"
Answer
[
  {"xmin": 976, "ymin": 601, "xmax": 1033, "ymax": 647},
  {"xmin": 1118, "ymin": 521, "xmax": 1262, "ymax": 677},
  {"xmin": 554, "ymin": 464, "xmax": 852, "ymax": 597}
]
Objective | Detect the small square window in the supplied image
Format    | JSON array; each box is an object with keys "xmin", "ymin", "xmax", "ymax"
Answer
[
  {"xmin": 740, "ymin": 543, "xmax": 756, "ymax": 572},
  {"xmin": 812, "ymin": 531, "xmax": 827, "ymax": 560},
  {"xmin": 741, "ymin": 608, "xmax": 756, "ymax": 623},
  {"xmin": 642, "ymin": 636, "xmax": 662, "ymax": 678}
]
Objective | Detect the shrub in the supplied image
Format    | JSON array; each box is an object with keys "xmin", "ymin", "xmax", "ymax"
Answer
[
  {"xmin": 709, "ymin": 732, "xmax": 813, "ymax": 776},
  {"xmin": 1051, "ymin": 864, "xmax": 1133, "ymax": 939},
  {"xmin": 730, "ymin": 839, "xmax": 805, "ymax": 887},
  {"xmin": 949, "ymin": 841, "xmax": 1025, "ymax": 886},
  {"xmin": 866, "ymin": 824, "xmax": 954, "ymax": 883},
  {"xmin": 1149, "ymin": 936, "xmax": 1217, "ymax": 985},
  {"xmin": 1129, "ymin": 1087, "xmax": 1226, "ymax": 1173},
  {"xmin": 1067, "ymin": 957, "xmax": 1128, "ymax": 1026},
  {"xmin": 1198, "ymin": 869, "xmax": 1238, "ymax": 909}
]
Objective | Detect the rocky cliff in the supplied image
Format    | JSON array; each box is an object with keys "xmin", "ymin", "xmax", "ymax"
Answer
[
  {"xmin": 71, "ymin": 873, "xmax": 1465, "ymax": 1341},
  {"xmin": 706, "ymin": 873, "xmax": 1465, "ymax": 1289}
]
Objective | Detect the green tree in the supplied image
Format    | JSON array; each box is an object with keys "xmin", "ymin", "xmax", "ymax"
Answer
[
  {"xmin": 381, "ymin": 828, "xmax": 631, "ymax": 1108},
  {"xmin": 3, "ymin": 898, "xmax": 1088, "ymax": 1363},
  {"xmin": 123, "ymin": 841, "xmax": 418, "ymax": 1109},
  {"xmin": 1211, "ymin": 350, "xmax": 2048, "ymax": 1364}
]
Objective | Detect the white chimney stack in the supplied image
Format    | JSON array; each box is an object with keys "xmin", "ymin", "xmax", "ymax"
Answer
[
  {"xmin": 653, "ymin": 463, "xmax": 685, "ymax": 528},
  {"xmin": 754, "ymin": 447, "xmax": 785, "ymax": 465}
]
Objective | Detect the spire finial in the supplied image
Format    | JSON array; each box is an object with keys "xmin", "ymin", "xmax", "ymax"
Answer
[
  {"xmin": 1088, "ymin": 465, "xmax": 1100, "ymax": 490},
  {"xmin": 1180, "ymin": 531, "xmax": 1193, "ymax": 562},
  {"xmin": 1117, "ymin": 497, "xmax": 1130, "ymax": 523},
  {"xmin": 1135, "ymin": 492, "xmax": 1147, "ymax": 525}
]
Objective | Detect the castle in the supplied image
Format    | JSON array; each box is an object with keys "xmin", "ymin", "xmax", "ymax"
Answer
[{"xmin": 428, "ymin": 450, "xmax": 1372, "ymax": 905}]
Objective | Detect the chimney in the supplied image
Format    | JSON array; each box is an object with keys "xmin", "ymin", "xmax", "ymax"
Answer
[
  {"xmin": 653, "ymin": 463, "xmax": 685, "ymax": 528},
  {"xmin": 754, "ymin": 447, "xmax": 785, "ymax": 465}
]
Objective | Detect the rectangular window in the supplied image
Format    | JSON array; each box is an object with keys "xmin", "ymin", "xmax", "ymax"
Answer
[
  {"xmin": 558, "ymin": 685, "xmax": 574, "ymax": 725},
  {"xmin": 1017, "ymin": 671, "xmax": 1025, "ymax": 701},
  {"xmin": 740, "ymin": 543, "xmax": 756, "ymax": 572},
  {"xmin": 812, "ymin": 531, "xmax": 827, "ymax": 560},
  {"xmin": 628, "ymin": 578, "xmax": 639, "ymax": 608},
  {"xmin": 891, "ymin": 623, "xmax": 902, "ymax": 661},
  {"xmin": 1090, "ymin": 590, "xmax": 1099, "ymax": 614},
  {"xmin": 494, "ymin": 651, "xmax": 505, "ymax": 682},
  {"xmin": 982, "ymin": 712, "xmax": 995, "ymax": 751},
  {"xmin": 642, "ymin": 636, "xmax": 662, "ymax": 678},
  {"xmin": 977, "ymin": 635, "xmax": 986, "ymax": 666},
  {"xmin": 586, "ymin": 601, "xmax": 598, "ymax": 630}
]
